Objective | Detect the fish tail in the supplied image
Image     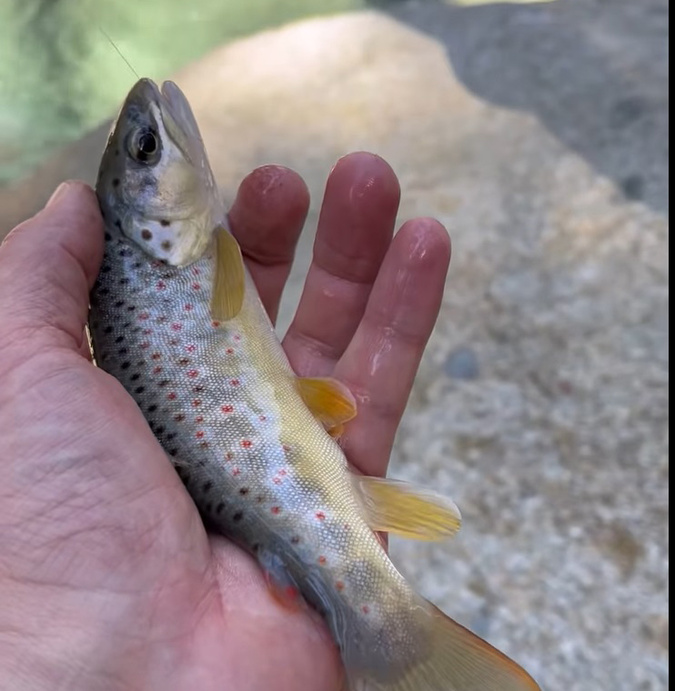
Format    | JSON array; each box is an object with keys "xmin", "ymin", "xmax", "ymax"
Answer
[{"xmin": 339, "ymin": 598, "xmax": 540, "ymax": 691}]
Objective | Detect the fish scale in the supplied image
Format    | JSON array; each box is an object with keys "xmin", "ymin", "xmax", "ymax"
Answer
[{"xmin": 89, "ymin": 77, "xmax": 540, "ymax": 691}]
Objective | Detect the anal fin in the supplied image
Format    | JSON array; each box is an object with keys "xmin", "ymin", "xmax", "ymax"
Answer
[{"xmin": 354, "ymin": 475, "xmax": 461, "ymax": 541}]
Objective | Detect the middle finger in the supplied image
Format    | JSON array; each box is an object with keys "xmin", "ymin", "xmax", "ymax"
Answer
[{"xmin": 283, "ymin": 153, "xmax": 400, "ymax": 376}]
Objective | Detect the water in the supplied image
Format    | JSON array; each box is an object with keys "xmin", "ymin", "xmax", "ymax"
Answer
[{"xmin": 0, "ymin": 0, "xmax": 368, "ymax": 183}]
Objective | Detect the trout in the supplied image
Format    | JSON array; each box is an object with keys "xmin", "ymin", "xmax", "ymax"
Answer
[{"xmin": 89, "ymin": 78, "xmax": 539, "ymax": 691}]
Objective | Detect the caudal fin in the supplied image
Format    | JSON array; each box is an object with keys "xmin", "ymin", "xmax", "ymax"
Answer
[{"xmin": 346, "ymin": 601, "xmax": 540, "ymax": 691}]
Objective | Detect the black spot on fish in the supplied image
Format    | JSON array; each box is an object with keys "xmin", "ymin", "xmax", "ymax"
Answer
[
  {"xmin": 161, "ymin": 240, "xmax": 172, "ymax": 251},
  {"xmin": 252, "ymin": 543, "xmax": 260, "ymax": 553},
  {"xmin": 204, "ymin": 502, "xmax": 213, "ymax": 513},
  {"xmin": 233, "ymin": 511, "xmax": 243, "ymax": 522},
  {"xmin": 114, "ymin": 300, "xmax": 125, "ymax": 308},
  {"xmin": 158, "ymin": 380, "xmax": 170, "ymax": 387},
  {"xmin": 114, "ymin": 149, "xmax": 120, "ymax": 156},
  {"xmin": 130, "ymin": 373, "xmax": 140, "ymax": 381},
  {"xmin": 112, "ymin": 178, "xmax": 120, "ymax": 187},
  {"xmin": 239, "ymin": 487, "xmax": 249, "ymax": 496},
  {"xmin": 194, "ymin": 385, "xmax": 204, "ymax": 393},
  {"xmin": 291, "ymin": 536, "xmax": 300, "ymax": 544},
  {"xmin": 122, "ymin": 322, "xmax": 131, "ymax": 329},
  {"xmin": 132, "ymin": 261, "xmax": 143, "ymax": 269},
  {"xmin": 104, "ymin": 326, "xmax": 113, "ymax": 334},
  {"xmin": 160, "ymin": 219, "xmax": 171, "ymax": 227},
  {"xmin": 216, "ymin": 502, "xmax": 225, "ymax": 514},
  {"xmin": 137, "ymin": 360, "xmax": 146, "ymax": 367},
  {"xmin": 166, "ymin": 432, "xmax": 176, "ymax": 441},
  {"xmin": 203, "ymin": 481, "xmax": 212, "ymax": 493},
  {"xmin": 121, "ymin": 362, "xmax": 131, "ymax": 370},
  {"xmin": 119, "ymin": 278, "xmax": 129, "ymax": 285},
  {"xmin": 104, "ymin": 232, "xmax": 112, "ymax": 241},
  {"xmin": 141, "ymin": 229, "xmax": 153, "ymax": 241},
  {"xmin": 155, "ymin": 425, "xmax": 165, "ymax": 435},
  {"xmin": 135, "ymin": 386, "xmax": 145, "ymax": 394},
  {"xmin": 115, "ymin": 335, "xmax": 124, "ymax": 343},
  {"xmin": 169, "ymin": 448, "xmax": 178, "ymax": 456},
  {"xmin": 147, "ymin": 404, "xmax": 157, "ymax": 413},
  {"xmin": 127, "ymin": 306, "xmax": 136, "ymax": 312},
  {"xmin": 99, "ymin": 288, "xmax": 110, "ymax": 296},
  {"xmin": 118, "ymin": 348, "xmax": 128, "ymax": 355},
  {"xmin": 100, "ymin": 265, "xmax": 111, "ymax": 273},
  {"xmin": 114, "ymin": 220, "xmax": 122, "ymax": 229}
]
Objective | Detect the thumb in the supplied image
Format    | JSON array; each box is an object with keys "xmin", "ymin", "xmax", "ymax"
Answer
[{"xmin": 0, "ymin": 181, "xmax": 103, "ymax": 357}]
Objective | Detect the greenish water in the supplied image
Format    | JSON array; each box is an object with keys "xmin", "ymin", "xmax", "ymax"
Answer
[{"xmin": 0, "ymin": 0, "xmax": 370, "ymax": 183}]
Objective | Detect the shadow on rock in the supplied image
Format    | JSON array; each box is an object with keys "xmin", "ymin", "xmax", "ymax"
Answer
[{"xmin": 375, "ymin": 0, "xmax": 668, "ymax": 215}]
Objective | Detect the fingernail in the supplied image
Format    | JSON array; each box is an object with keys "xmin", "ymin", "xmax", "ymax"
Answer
[{"xmin": 46, "ymin": 182, "xmax": 72, "ymax": 207}]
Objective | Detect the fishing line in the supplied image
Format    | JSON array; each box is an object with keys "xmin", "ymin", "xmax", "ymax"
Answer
[{"xmin": 99, "ymin": 27, "xmax": 139, "ymax": 79}]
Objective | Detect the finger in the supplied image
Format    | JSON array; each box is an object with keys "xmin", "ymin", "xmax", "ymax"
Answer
[
  {"xmin": 228, "ymin": 165, "xmax": 310, "ymax": 324},
  {"xmin": 283, "ymin": 152, "xmax": 400, "ymax": 376},
  {"xmin": 334, "ymin": 218, "xmax": 451, "ymax": 478},
  {"xmin": 0, "ymin": 181, "xmax": 103, "ymax": 359}
]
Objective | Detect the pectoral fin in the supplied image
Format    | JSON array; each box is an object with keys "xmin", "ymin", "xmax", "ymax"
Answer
[
  {"xmin": 355, "ymin": 475, "xmax": 461, "ymax": 541},
  {"xmin": 211, "ymin": 225, "xmax": 245, "ymax": 321},
  {"xmin": 297, "ymin": 377, "xmax": 357, "ymax": 436}
]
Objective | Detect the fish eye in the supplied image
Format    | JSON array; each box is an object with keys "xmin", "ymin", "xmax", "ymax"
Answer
[{"xmin": 128, "ymin": 127, "xmax": 161, "ymax": 165}]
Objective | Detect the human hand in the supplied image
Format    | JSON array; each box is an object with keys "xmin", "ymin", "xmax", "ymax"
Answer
[{"xmin": 0, "ymin": 152, "xmax": 450, "ymax": 691}]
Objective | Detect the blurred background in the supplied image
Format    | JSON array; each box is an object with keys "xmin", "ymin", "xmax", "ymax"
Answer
[{"xmin": 0, "ymin": 1, "xmax": 668, "ymax": 690}]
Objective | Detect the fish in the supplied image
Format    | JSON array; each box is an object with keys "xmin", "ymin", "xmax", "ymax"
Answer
[{"xmin": 89, "ymin": 78, "xmax": 540, "ymax": 691}]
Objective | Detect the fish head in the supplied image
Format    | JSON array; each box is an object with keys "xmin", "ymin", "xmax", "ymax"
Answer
[{"xmin": 96, "ymin": 78, "xmax": 223, "ymax": 266}]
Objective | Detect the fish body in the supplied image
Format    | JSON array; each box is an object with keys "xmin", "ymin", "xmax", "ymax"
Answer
[{"xmin": 90, "ymin": 78, "xmax": 539, "ymax": 691}]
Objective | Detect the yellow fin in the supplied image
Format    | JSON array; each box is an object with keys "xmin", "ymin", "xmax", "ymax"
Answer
[
  {"xmin": 211, "ymin": 225, "xmax": 245, "ymax": 321},
  {"xmin": 344, "ymin": 600, "xmax": 541, "ymax": 690},
  {"xmin": 297, "ymin": 377, "xmax": 357, "ymax": 435},
  {"xmin": 355, "ymin": 476, "xmax": 461, "ymax": 541}
]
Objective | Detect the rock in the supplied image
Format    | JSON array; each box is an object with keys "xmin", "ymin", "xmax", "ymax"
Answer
[{"xmin": 0, "ymin": 8, "xmax": 667, "ymax": 690}]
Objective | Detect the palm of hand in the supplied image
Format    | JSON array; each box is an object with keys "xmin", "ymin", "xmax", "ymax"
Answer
[{"xmin": 0, "ymin": 154, "xmax": 450, "ymax": 691}]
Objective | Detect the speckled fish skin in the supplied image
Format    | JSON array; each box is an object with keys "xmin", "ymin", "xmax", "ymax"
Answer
[{"xmin": 89, "ymin": 78, "xmax": 540, "ymax": 691}]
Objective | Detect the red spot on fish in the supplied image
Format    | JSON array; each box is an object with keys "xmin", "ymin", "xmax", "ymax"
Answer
[
  {"xmin": 212, "ymin": 320, "xmax": 220, "ymax": 328},
  {"xmin": 196, "ymin": 431, "xmax": 204, "ymax": 439},
  {"xmin": 282, "ymin": 444, "xmax": 291, "ymax": 452},
  {"xmin": 142, "ymin": 328, "xmax": 152, "ymax": 335},
  {"xmin": 230, "ymin": 379, "xmax": 240, "ymax": 386},
  {"xmin": 234, "ymin": 334, "xmax": 241, "ymax": 341},
  {"xmin": 174, "ymin": 414, "xmax": 185, "ymax": 422},
  {"xmin": 271, "ymin": 506, "xmax": 281, "ymax": 514},
  {"xmin": 193, "ymin": 399, "xmax": 201, "ymax": 407},
  {"xmin": 259, "ymin": 415, "xmax": 267, "ymax": 421},
  {"xmin": 139, "ymin": 312, "xmax": 150, "ymax": 320},
  {"xmin": 225, "ymin": 452, "xmax": 233, "ymax": 461},
  {"xmin": 192, "ymin": 283, "xmax": 201, "ymax": 290},
  {"xmin": 167, "ymin": 392, "xmax": 177, "ymax": 400},
  {"xmin": 336, "ymin": 581, "xmax": 345, "ymax": 592},
  {"xmin": 241, "ymin": 439, "xmax": 252, "ymax": 448},
  {"xmin": 362, "ymin": 605, "xmax": 370, "ymax": 615},
  {"xmin": 140, "ymin": 342, "xmax": 150, "ymax": 349},
  {"xmin": 290, "ymin": 536, "xmax": 300, "ymax": 544},
  {"xmin": 279, "ymin": 469, "xmax": 287, "ymax": 476},
  {"xmin": 152, "ymin": 260, "xmax": 163, "ymax": 268},
  {"xmin": 151, "ymin": 352, "xmax": 161, "ymax": 360},
  {"xmin": 157, "ymin": 281, "xmax": 166, "ymax": 290},
  {"xmin": 273, "ymin": 477, "xmax": 282, "ymax": 485},
  {"xmin": 195, "ymin": 415, "xmax": 204, "ymax": 423},
  {"xmin": 179, "ymin": 358, "xmax": 189, "ymax": 366},
  {"xmin": 187, "ymin": 370, "xmax": 198, "ymax": 378},
  {"xmin": 171, "ymin": 323, "xmax": 182, "ymax": 331},
  {"xmin": 184, "ymin": 304, "xmax": 193, "ymax": 311},
  {"xmin": 232, "ymin": 467, "xmax": 241, "ymax": 477},
  {"xmin": 193, "ymin": 267, "xmax": 200, "ymax": 276},
  {"xmin": 226, "ymin": 348, "xmax": 234, "ymax": 354},
  {"xmin": 221, "ymin": 405, "xmax": 234, "ymax": 414},
  {"xmin": 316, "ymin": 512, "xmax": 325, "ymax": 521},
  {"xmin": 318, "ymin": 556, "xmax": 327, "ymax": 566},
  {"xmin": 186, "ymin": 344, "xmax": 196, "ymax": 353},
  {"xmin": 153, "ymin": 366, "xmax": 162, "ymax": 374}
]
